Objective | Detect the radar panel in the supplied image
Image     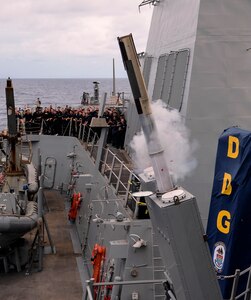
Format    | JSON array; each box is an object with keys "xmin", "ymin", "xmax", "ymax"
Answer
[
  {"xmin": 153, "ymin": 49, "xmax": 190, "ymax": 111},
  {"xmin": 168, "ymin": 49, "xmax": 190, "ymax": 111},
  {"xmin": 143, "ymin": 55, "xmax": 153, "ymax": 88},
  {"xmin": 152, "ymin": 54, "xmax": 168, "ymax": 101}
]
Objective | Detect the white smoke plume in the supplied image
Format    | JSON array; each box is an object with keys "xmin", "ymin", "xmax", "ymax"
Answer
[{"xmin": 130, "ymin": 99, "xmax": 198, "ymax": 183}]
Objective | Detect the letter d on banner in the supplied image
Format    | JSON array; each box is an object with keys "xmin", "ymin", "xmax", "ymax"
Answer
[
  {"xmin": 227, "ymin": 136, "xmax": 239, "ymax": 158},
  {"xmin": 221, "ymin": 172, "xmax": 232, "ymax": 195}
]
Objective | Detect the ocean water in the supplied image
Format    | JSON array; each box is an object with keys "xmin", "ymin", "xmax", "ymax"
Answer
[{"xmin": 0, "ymin": 78, "xmax": 131, "ymax": 130}]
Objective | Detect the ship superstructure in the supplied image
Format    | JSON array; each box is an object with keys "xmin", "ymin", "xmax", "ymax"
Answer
[{"xmin": 129, "ymin": 0, "xmax": 251, "ymax": 226}]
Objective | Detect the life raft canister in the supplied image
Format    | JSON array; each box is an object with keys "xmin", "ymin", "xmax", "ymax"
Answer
[
  {"xmin": 68, "ymin": 192, "xmax": 82, "ymax": 222},
  {"xmin": 91, "ymin": 243, "xmax": 106, "ymax": 283}
]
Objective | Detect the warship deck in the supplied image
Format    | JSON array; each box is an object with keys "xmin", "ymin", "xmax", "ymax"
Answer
[{"xmin": 0, "ymin": 189, "xmax": 84, "ymax": 300}]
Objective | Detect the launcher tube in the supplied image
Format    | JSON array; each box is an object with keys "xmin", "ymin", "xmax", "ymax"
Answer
[{"xmin": 118, "ymin": 34, "xmax": 173, "ymax": 193}]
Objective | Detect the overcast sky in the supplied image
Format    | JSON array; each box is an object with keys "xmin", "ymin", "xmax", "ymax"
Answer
[{"xmin": 0, "ymin": 1, "xmax": 153, "ymax": 78}]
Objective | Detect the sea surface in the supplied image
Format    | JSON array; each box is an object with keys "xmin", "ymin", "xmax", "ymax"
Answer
[{"xmin": 0, "ymin": 78, "xmax": 131, "ymax": 130}]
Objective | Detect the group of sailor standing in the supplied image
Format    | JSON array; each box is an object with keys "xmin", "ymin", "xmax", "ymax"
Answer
[{"xmin": 14, "ymin": 104, "xmax": 127, "ymax": 149}]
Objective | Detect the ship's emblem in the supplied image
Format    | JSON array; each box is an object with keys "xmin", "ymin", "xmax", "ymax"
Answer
[{"xmin": 213, "ymin": 242, "xmax": 226, "ymax": 272}]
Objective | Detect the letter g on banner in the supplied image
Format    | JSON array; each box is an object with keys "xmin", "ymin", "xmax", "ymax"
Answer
[{"xmin": 217, "ymin": 210, "xmax": 231, "ymax": 234}]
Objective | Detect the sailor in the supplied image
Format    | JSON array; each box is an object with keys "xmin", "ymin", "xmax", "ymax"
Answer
[
  {"xmin": 42, "ymin": 107, "xmax": 53, "ymax": 135},
  {"xmin": 81, "ymin": 92, "xmax": 89, "ymax": 105},
  {"xmin": 54, "ymin": 107, "xmax": 63, "ymax": 135},
  {"xmin": 32, "ymin": 106, "xmax": 43, "ymax": 133},
  {"xmin": 35, "ymin": 97, "xmax": 41, "ymax": 107},
  {"xmin": 116, "ymin": 115, "xmax": 127, "ymax": 149},
  {"xmin": 23, "ymin": 108, "xmax": 33, "ymax": 134}
]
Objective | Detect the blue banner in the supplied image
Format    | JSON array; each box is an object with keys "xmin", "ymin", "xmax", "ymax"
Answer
[{"xmin": 207, "ymin": 127, "xmax": 251, "ymax": 299}]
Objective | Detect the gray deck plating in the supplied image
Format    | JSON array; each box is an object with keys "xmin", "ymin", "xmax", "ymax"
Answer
[{"xmin": 0, "ymin": 189, "xmax": 83, "ymax": 300}]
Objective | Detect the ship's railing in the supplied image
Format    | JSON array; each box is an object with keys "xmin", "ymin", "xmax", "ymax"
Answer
[
  {"xmin": 78, "ymin": 124, "xmax": 101, "ymax": 156},
  {"xmin": 17, "ymin": 118, "xmax": 85, "ymax": 136},
  {"xmin": 17, "ymin": 118, "xmax": 41, "ymax": 135},
  {"xmin": 84, "ymin": 266, "xmax": 251, "ymax": 300},
  {"xmin": 217, "ymin": 265, "xmax": 251, "ymax": 300},
  {"xmin": 78, "ymin": 123, "xmax": 143, "ymax": 216},
  {"xmin": 20, "ymin": 136, "xmax": 32, "ymax": 164},
  {"xmin": 100, "ymin": 147, "xmax": 141, "ymax": 201},
  {"xmin": 84, "ymin": 278, "xmax": 167, "ymax": 300},
  {"xmin": 19, "ymin": 118, "xmax": 103, "ymax": 138}
]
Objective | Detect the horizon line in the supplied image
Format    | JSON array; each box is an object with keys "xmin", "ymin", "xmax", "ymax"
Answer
[{"xmin": 0, "ymin": 77, "xmax": 128, "ymax": 80}]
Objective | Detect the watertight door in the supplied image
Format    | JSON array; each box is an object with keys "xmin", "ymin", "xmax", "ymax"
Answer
[{"xmin": 43, "ymin": 157, "xmax": 57, "ymax": 188}]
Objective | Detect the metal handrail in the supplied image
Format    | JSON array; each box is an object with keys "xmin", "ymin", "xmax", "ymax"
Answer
[
  {"xmin": 84, "ymin": 277, "xmax": 165, "ymax": 300},
  {"xmin": 100, "ymin": 147, "xmax": 141, "ymax": 207},
  {"xmin": 79, "ymin": 124, "xmax": 142, "ymax": 214},
  {"xmin": 217, "ymin": 265, "xmax": 251, "ymax": 300}
]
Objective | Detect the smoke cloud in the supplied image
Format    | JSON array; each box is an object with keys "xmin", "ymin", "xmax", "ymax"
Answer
[{"xmin": 130, "ymin": 99, "xmax": 198, "ymax": 183}]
